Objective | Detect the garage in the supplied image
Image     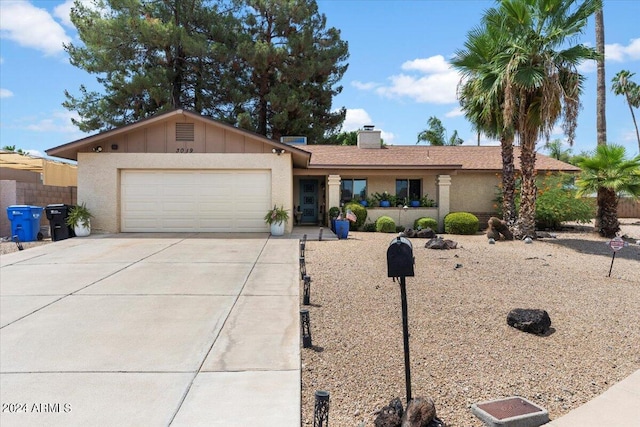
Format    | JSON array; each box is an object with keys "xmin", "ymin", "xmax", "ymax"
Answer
[{"xmin": 121, "ymin": 170, "xmax": 271, "ymax": 232}]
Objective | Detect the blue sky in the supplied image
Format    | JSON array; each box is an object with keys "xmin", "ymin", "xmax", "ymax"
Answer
[{"xmin": 1, "ymin": 0, "xmax": 639, "ymax": 161}]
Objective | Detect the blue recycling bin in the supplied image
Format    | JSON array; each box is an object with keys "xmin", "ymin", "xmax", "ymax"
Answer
[{"xmin": 6, "ymin": 205, "xmax": 44, "ymax": 242}]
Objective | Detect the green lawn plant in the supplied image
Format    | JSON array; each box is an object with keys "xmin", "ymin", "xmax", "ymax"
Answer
[
  {"xmin": 345, "ymin": 203, "xmax": 367, "ymax": 230},
  {"xmin": 375, "ymin": 216, "xmax": 396, "ymax": 233},
  {"xmin": 444, "ymin": 212, "xmax": 479, "ymax": 235},
  {"xmin": 414, "ymin": 217, "xmax": 438, "ymax": 230}
]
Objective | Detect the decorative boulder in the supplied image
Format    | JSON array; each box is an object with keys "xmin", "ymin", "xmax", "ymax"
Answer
[
  {"xmin": 401, "ymin": 397, "xmax": 436, "ymax": 427},
  {"xmin": 507, "ymin": 308, "xmax": 551, "ymax": 335},
  {"xmin": 416, "ymin": 228, "xmax": 436, "ymax": 238},
  {"xmin": 425, "ymin": 237, "xmax": 457, "ymax": 250},
  {"xmin": 375, "ymin": 398, "xmax": 404, "ymax": 427},
  {"xmin": 487, "ymin": 217, "xmax": 513, "ymax": 241},
  {"xmin": 401, "ymin": 228, "xmax": 417, "ymax": 238}
]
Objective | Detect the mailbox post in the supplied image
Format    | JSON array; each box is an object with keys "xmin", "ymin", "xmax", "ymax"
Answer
[{"xmin": 386, "ymin": 236, "xmax": 415, "ymax": 403}]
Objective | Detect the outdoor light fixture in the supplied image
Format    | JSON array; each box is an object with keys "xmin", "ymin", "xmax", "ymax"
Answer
[
  {"xmin": 111, "ymin": 144, "xmax": 118, "ymax": 150},
  {"xmin": 300, "ymin": 309, "xmax": 312, "ymax": 348},
  {"xmin": 303, "ymin": 275, "xmax": 311, "ymax": 305},
  {"xmin": 271, "ymin": 148, "xmax": 285, "ymax": 155},
  {"xmin": 93, "ymin": 145, "xmax": 103, "ymax": 152},
  {"xmin": 313, "ymin": 390, "xmax": 330, "ymax": 427},
  {"xmin": 299, "ymin": 256, "xmax": 307, "ymax": 280}
]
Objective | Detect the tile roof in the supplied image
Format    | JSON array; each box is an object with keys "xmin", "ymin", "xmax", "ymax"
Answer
[{"xmin": 297, "ymin": 145, "xmax": 580, "ymax": 172}]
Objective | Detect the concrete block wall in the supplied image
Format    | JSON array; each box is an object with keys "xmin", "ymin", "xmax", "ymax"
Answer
[{"xmin": 1, "ymin": 180, "xmax": 77, "ymax": 238}]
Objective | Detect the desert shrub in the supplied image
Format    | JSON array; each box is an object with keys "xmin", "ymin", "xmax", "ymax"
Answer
[
  {"xmin": 494, "ymin": 173, "xmax": 595, "ymax": 230},
  {"xmin": 345, "ymin": 203, "xmax": 368, "ymax": 230},
  {"xmin": 376, "ymin": 216, "xmax": 396, "ymax": 233},
  {"xmin": 363, "ymin": 222, "xmax": 377, "ymax": 232},
  {"xmin": 414, "ymin": 217, "xmax": 438, "ymax": 230},
  {"xmin": 444, "ymin": 212, "xmax": 479, "ymax": 235},
  {"xmin": 535, "ymin": 174, "xmax": 595, "ymax": 229}
]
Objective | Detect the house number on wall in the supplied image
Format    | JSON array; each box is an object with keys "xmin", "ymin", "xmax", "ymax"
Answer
[{"xmin": 176, "ymin": 148, "xmax": 194, "ymax": 153}]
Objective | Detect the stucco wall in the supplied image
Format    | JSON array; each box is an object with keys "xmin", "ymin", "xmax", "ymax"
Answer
[
  {"xmin": 78, "ymin": 152, "xmax": 293, "ymax": 234},
  {"xmin": 449, "ymin": 172, "xmax": 499, "ymax": 213}
]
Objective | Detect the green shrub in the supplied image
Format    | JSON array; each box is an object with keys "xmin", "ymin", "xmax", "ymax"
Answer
[
  {"xmin": 494, "ymin": 173, "xmax": 596, "ymax": 230},
  {"xmin": 363, "ymin": 222, "xmax": 377, "ymax": 232},
  {"xmin": 414, "ymin": 217, "xmax": 438, "ymax": 230},
  {"xmin": 444, "ymin": 212, "xmax": 479, "ymax": 235},
  {"xmin": 396, "ymin": 225, "xmax": 405, "ymax": 233},
  {"xmin": 375, "ymin": 215, "xmax": 396, "ymax": 233},
  {"xmin": 345, "ymin": 203, "xmax": 368, "ymax": 230},
  {"xmin": 328, "ymin": 206, "xmax": 340, "ymax": 219},
  {"xmin": 535, "ymin": 174, "xmax": 595, "ymax": 229}
]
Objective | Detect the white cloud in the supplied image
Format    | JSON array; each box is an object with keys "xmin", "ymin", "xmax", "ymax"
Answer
[
  {"xmin": 606, "ymin": 38, "xmax": 640, "ymax": 62},
  {"xmin": 25, "ymin": 110, "xmax": 81, "ymax": 133},
  {"xmin": 578, "ymin": 59, "xmax": 597, "ymax": 74},
  {"xmin": 0, "ymin": 88, "xmax": 14, "ymax": 98},
  {"xmin": 445, "ymin": 107, "xmax": 464, "ymax": 118},
  {"xmin": 350, "ymin": 55, "xmax": 460, "ymax": 105},
  {"xmin": 342, "ymin": 109, "xmax": 373, "ymax": 131},
  {"xmin": 339, "ymin": 109, "xmax": 395, "ymax": 143},
  {"xmin": 352, "ymin": 80, "xmax": 379, "ymax": 91},
  {"xmin": 401, "ymin": 55, "xmax": 451, "ymax": 74},
  {"xmin": 54, "ymin": 0, "xmax": 76, "ymax": 28},
  {"xmin": 377, "ymin": 70, "xmax": 460, "ymax": 104},
  {"xmin": 0, "ymin": 1, "xmax": 71, "ymax": 56}
]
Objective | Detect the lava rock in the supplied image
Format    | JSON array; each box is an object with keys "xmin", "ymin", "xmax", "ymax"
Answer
[
  {"xmin": 425, "ymin": 237, "xmax": 457, "ymax": 250},
  {"xmin": 375, "ymin": 397, "xmax": 404, "ymax": 427},
  {"xmin": 507, "ymin": 308, "xmax": 551, "ymax": 335}
]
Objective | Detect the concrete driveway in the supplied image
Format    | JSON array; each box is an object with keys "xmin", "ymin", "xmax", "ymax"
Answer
[{"xmin": 0, "ymin": 233, "xmax": 300, "ymax": 426}]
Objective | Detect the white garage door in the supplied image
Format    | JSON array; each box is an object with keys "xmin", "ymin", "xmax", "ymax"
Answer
[{"xmin": 121, "ymin": 170, "xmax": 271, "ymax": 232}]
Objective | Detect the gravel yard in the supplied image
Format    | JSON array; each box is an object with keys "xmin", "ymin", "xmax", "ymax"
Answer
[{"xmin": 300, "ymin": 222, "xmax": 640, "ymax": 426}]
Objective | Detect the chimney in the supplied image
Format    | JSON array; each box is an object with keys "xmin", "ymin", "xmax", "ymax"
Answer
[{"xmin": 357, "ymin": 126, "xmax": 381, "ymax": 149}]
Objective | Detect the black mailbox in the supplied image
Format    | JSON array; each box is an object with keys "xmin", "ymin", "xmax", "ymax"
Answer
[{"xmin": 387, "ymin": 236, "xmax": 414, "ymax": 277}]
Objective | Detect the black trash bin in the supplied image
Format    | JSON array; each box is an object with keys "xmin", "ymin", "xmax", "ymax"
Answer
[{"xmin": 45, "ymin": 204, "xmax": 75, "ymax": 241}]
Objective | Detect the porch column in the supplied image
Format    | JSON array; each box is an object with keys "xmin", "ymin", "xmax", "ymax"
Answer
[
  {"xmin": 437, "ymin": 174, "xmax": 451, "ymax": 232},
  {"xmin": 327, "ymin": 174, "xmax": 341, "ymax": 214}
]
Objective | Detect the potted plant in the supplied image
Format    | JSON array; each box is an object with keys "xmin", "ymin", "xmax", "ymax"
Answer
[
  {"xmin": 66, "ymin": 202, "xmax": 93, "ymax": 237},
  {"xmin": 264, "ymin": 205, "xmax": 289, "ymax": 236},
  {"xmin": 328, "ymin": 206, "xmax": 340, "ymax": 232},
  {"xmin": 374, "ymin": 191, "xmax": 392, "ymax": 207},
  {"xmin": 420, "ymin": 195, "xmax": 437, "ymax": 207}
]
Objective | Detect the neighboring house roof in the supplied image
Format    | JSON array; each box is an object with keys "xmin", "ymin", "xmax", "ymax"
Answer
[{"xmin": 297, "ymin": 145, "xmax": 580, "ymax": 172}]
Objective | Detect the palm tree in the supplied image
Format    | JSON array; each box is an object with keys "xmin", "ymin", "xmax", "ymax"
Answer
[
  {"xmin": 576, "ymin": 144, "xmax": 640, "ymax": 237},
  {"xmin": 611, "ymin": 70, "xmax": 640, "ymax": 152},
  {"xmin": 452, "ymin": 23, "xmax": 518, "ymax": 225},
  {"xmin": 476, "ymin": 0, "xmax": 599, "ymax": 238},
  {"xmin": 543, "ymin": 139, "xmax": 572, "ymax": 163},
  {"xmin": 595, "ymin": 6, "xmax": 607, "ymax": 146},
  {"xmin": 416, "ymin": 116, "xmax": 462, "ymax": 146}
]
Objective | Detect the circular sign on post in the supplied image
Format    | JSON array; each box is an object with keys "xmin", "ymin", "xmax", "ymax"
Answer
[{"xmin": 609, "ymin": 237, "xmax": 625, "ymax": 252}]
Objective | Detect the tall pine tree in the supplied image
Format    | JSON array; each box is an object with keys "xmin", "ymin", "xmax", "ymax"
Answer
[{"xmin": 63, "ymin": 0, "xmax": 349, "ymax": 143}]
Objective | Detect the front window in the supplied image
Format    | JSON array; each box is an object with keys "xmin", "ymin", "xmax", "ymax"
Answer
[
  {"xmin": 396, "ymin": 179, "xmax": 421, "ymax": 202},
  {"xmin": 341, "ymin": 179, "xmax": 367, "ymax": 205}
]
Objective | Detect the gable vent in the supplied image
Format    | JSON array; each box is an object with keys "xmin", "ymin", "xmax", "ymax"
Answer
[{"xmin": 176, "ymin": 123, "xmax": 195, "ymax": 141}]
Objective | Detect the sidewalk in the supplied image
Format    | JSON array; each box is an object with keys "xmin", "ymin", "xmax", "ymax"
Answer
[{"xmin": 544, "ymin": 369, "xmax": 640, "ymax": 426}]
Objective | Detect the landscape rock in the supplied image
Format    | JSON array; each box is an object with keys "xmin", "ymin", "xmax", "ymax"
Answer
[
  {"xmin": 487, "ymin": 217, "xmax": 513, "ymax": 241},
  {"xmin": 416, "ymin": 228, "xmax": 436, "ymax": 238},
  {"xmin": 425, "ymin": 237, "xmax": 457, "ymax": 250},
  {"xmin": 374, "ymin": 398, "xmax": 404, "ymax": 427},
  {"xmin": 401, "ymin": 228, "xmax": 417, "ymax": 238},
  {"xmin": 401, "ymin": 397, "xmax": 436, "ymax": 427},
  {"xmin": 507, "ymin": 308, "xmax": 551, "ymax": 335}
]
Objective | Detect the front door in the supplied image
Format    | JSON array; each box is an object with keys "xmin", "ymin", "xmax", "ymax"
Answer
[{"xmin": 299, "ymin": 180, "xmax": 318, "ymax": 224}]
